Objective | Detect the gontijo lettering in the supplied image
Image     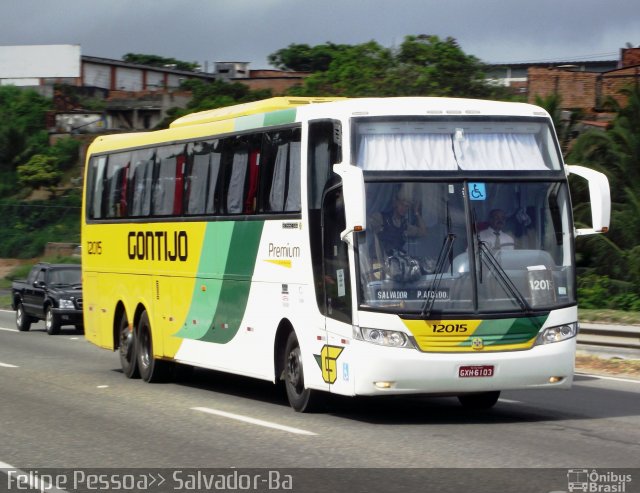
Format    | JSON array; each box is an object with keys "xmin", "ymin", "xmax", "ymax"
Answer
[{"xmin": 127, "ymin": 230, "xmax": 188, "ymax": 261}]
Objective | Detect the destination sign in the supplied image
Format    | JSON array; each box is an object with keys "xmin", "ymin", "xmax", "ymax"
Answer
[{"xmin": 374, "ymin": 288, "xmax": 450, "ymax": 301}]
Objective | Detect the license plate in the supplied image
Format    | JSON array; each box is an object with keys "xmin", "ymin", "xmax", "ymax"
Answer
[{"xmin": 458, "ymin": 365, "xmax": 494, "ymax": 378}]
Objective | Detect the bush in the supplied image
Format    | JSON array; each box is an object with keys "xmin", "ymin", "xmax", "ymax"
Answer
[{"xmin": 578, "ymin": 273, "xmax": 640, "ymax": 311}]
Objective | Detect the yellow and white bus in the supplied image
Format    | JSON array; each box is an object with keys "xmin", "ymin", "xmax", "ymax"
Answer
[{"xmin": 82, "ymin": 97, "xmax": 610, "ymax": 412}]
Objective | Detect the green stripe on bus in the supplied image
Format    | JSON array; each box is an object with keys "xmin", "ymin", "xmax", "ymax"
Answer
[
  {"xmin": 174, "ymin": 221, "xmax": 264, "ymax": 342},
  {"xmin": 198, "ymin": 221, "xmax": 264, "ymax": 344},
  {"xmin": 462, "ymin": 315, "xmax": 547, "ymax": 347},
  {"xmin": 174, "ymin": 222, "xmax": 235, "ymax": 340},
  {"xmin": 264, "ymin": 108, "xmax": 297, "ymax": 126},
  {"xmin": 235, "ymin": 114, "xmax": 266, "ymax": 131}
]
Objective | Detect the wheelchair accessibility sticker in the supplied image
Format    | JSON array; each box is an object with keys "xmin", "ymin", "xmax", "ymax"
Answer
[{"xmin": 468, "ymin": 183, "xmax": 486, "ymax": 201}]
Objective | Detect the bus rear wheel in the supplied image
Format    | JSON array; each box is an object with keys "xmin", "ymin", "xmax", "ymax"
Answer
[
  {"xmin": 136, "ymin": 310, "xmax": 171, "ymax": 383},
  {"xmin": 283, "ymin": 332, "xmax": 324, "ymax": 413},
  {"xmin": 458, "ymin": 391, "xmax": 500, "ymax": 409},
  {"xmin": 118, "ymin": 313, "xmax": 139, "ymax": 379}
]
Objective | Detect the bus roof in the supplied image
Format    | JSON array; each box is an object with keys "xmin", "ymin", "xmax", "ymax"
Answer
[{"xmin": 169, "ymin": 96, "xmax": 345, "ymax": 128}]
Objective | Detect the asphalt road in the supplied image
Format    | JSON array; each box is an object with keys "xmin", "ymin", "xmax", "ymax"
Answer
[{"xmin": 0, "ymin": 309, "xmax": 639, "ymax": 492}]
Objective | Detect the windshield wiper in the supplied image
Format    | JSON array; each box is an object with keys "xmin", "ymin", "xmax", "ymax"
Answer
[
  {"xmin": 420, "ymin": 233, "xmax": 456, "ymax": 318},
  {"xmin": 477, "ymin": 241, "xmax": 531, "ymax": 312}
]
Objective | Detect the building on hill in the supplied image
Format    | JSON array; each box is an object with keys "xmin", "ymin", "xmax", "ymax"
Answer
[
  {"xmin": 526, "ymin": 47, "xmax": 640, "ymax": 115},
  {"xmin": 1, "ymin": 44, "xmax": 309, "ymax": 132}
]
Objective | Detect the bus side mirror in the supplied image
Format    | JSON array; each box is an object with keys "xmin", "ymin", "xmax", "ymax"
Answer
[
  {"xmin": 332, "ymin": 164, "xmax": 366, "ymax": 243},
  {"xmin": 566, "ymin": 165, "xmax": 611, "ymax": 236}
]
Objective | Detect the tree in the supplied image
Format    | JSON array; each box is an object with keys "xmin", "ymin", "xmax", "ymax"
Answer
[
  {"xmin": 0, "ymin": 86, "xmax": 51, "ymax": 171},
  {"xmin": 17, "ymin": 155, "xmax": 62, "ymax": 191},
  {"xmin": 534, "ymin": 93, "xmax": 584, "ymax": 152},
  {"xmin": 567, "ymin": 84, "xmax": 640, "ymax": 305},
  {"xmin": 282, "ymin": 35, "xmax": 503, "ymax": 98},
  {"xmin": 393, "ymin": 35, "xmax": 492, "ymax": 97},
  {"xmin": 268, "ymin": 43, "xmax": 351, "ymax": 72},
  {"xmin": 122, "ymin": 53, "xmax": 199, "ymax": 72},
  {"xmin": 289, "ymin": 41, "xmax": 395, "ymax": 97}
]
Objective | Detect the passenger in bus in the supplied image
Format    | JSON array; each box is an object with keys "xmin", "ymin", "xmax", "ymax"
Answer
[
  {"xmin": 478, "ymin": 209, "xmax": 514, "ymax": 250},
  {"xmin": 370, "ymin": 188, "xmax": 427, "ymax": 256}
]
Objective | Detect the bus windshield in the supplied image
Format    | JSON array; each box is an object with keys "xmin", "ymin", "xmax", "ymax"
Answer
[{"xmin": 356, "ymin": 180, "xmax": 574, "ymax": 314}]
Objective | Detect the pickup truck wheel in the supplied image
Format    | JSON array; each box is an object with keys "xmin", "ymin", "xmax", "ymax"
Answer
[
  {"xmin": 45, "ymin": 306, "xmax": 61, "ymax": 335},
  {"xmin": 16, "ymin": 303, "xmax": 31, "ymax": 332}
]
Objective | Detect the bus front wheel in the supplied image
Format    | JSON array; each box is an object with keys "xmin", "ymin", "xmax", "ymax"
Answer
[
  {"xmin": 283, "ymin": 332, "xmax": 324, "ymax": 413},
  {"xmin": 118, "ymin": 314, "xmax": 139, "ymax": 379},
  {"xmin": 136, "ymin": 310, "xmax": 171, "ymax": 383}
]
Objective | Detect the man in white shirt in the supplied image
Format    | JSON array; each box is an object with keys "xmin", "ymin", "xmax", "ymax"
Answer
[{"xmin": 478, "ymin": 209, "xmax": 514, "ymax": 250}]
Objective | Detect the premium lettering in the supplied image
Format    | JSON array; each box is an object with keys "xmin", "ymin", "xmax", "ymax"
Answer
[
  {"xmin": 268, "ymin": 242, "xmax": 300, "ymax": 258},
  {"xmin": 127, "ymin": 230, "xmax": 188, "ymax": 261}
]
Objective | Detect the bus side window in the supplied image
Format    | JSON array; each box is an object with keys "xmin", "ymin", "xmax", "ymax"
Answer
[
  {"xmin": 128, "ymin": 148, "xmax": 155, "ymax": 217},
  {"xmin": 87, "ymin": 156, "xmax": 107, "ymax": 219},
  {"xmin": 185, "ymin": 142, "xmax": 209, "ymax": 215},
  {"xmin": 153, "ymin": 144, "xmax": 185, "ymax": 216},
  {"xmin": 260, "ymin": 127, "xmax": 301, "ymax": 213},
  {"xmin": 225, "ymin": 137, "xmax": 249, "ymax": 215},
  {"xmin": 103, "ymin": 152, "xmax": 130, "ymax": 218},
  {"xmin": 244, "ymin": 146, "xmax": 260, "ymax": 214}
]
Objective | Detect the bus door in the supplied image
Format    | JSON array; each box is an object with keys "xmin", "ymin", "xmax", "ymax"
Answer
[{"xmin": 321, "ymin": 185, "xmax": 353, "ymax": 393}]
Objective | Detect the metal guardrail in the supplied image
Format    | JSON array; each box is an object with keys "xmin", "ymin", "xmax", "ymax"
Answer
[{"xmin": 578, "ymin": 323, "xmax": 640, "ymax": 350}]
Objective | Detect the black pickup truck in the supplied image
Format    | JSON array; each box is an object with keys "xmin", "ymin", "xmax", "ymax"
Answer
[{"xmin": 11, "ymin": 263, "xmax": 83, "ymax": 335}]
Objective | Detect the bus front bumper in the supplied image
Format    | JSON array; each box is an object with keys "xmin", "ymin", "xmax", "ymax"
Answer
[{"xmin": 349, "ymin": 338, "xmax": 575, "ymax": 396}]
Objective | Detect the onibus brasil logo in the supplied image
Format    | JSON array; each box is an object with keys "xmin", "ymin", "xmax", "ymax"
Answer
[{"xmin": 567, "ymin": 469, "xmax": 632, "ymax": 492}]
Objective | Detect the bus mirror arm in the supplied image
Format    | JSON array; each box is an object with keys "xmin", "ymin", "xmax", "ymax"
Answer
[
  {"xmin": 333, "ymin": 164, "xmax": 367, "ymax": 243},
  {"xmin": 566, "ymin": 165, "xmax": 611, "ymax": 236}
]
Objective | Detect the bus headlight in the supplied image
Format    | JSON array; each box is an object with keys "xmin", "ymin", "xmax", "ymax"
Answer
[
  {"xmin": 534, "ymin": 323, "xmax": 577, "ymax": 346},
  {"xmin": 355, "ymin": 327, "xmax": 414, "ymax": 348},
  {"xmin": 58, "ymin": 299, "xmax": 75, "ymax": 309}
]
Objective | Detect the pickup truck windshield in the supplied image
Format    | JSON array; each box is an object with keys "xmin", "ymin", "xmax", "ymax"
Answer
[
  {"xmin": 356, "ymin": 180, "xmax": 574, "ymax": 314},
  {"xmin": 49, "ymin": 268, "xmax": 81, "ymax": 286}
]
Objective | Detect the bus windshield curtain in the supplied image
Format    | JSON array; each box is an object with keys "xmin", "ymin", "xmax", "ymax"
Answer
[{"xmin": 357, "ymin": 133, "xmax": 547, "ymax": 171}]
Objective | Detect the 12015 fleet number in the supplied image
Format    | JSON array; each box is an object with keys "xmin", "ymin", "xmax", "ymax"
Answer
[{"xmin": 432, "ymin": 323, "xmax": 468, "ymax": 333}]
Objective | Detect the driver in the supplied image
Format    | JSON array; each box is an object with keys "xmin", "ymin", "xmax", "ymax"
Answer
[
  {"xmin": 478, "ymin": 209, "xmax": 514, "ymax": 250},
  {"xmin": 370, "ymin": 188, "xmax": 426, "ymax": 256}
]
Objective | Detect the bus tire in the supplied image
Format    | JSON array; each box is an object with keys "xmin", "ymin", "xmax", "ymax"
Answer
[
  {"xmin": 45, "ymin": 306, "xmax": 61, "ymax": 335},
  {"xmin": 136, "ymin": 310, "xmax": 171, "ymax": 383},
  {"xmin": 16, "ymin": 302, "xmax": 31, "ymax": 332},
  {"xmin": 458, "ymin": 391, "xmax": 500, "ymax": 409},
  {"xmin": 283, "ymin": 331, "xmax": 324, "ymax": 413},
  {"xmin": 118, "ymin": 313, "xmax": 139, "ymax": 379}
]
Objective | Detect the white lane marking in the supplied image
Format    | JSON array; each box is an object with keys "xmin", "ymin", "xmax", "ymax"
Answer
[
  {"xmin": 575, "ymin": 372, "xmax": 640, "ymax": 384},
  {"xmin": 0, "ymin": 362, "xmax": 19, "ymax": 368},
  {"xmin": 192, "ymin": 406, "xmax": 317, "ymax": 436},
  {"xmin": 0, "ymin": 460, "xmax": 69, "ymax": 492},
  {"xmin": 97, "ymin": 385, "xmax": 109, "ymax": 389},
  {"xmin": 498, "ymin": 398, "xmax": 523, "ymax": 404},
  {"xmin": 0, "ymin": 327, "xmax": 18, "ymax": 332}
]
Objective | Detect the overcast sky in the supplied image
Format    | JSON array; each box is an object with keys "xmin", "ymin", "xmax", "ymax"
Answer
[{"xmin": 2, "ymin": 0, "xmax": 639, "ymax": 69}]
